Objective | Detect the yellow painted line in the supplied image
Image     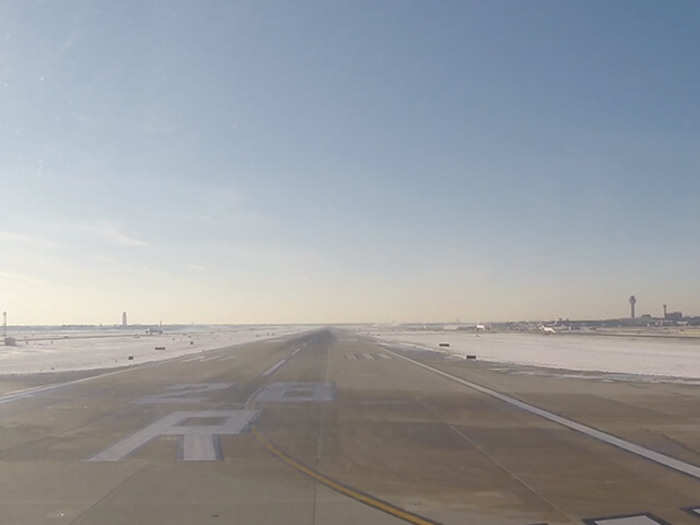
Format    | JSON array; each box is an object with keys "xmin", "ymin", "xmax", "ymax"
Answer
[{"xmin": 252, "ymin": 427, "xmax": 441, "ymax": 525}]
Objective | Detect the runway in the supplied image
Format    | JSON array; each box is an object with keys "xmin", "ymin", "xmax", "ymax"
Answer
[{"xmin": 0, "ymin": 329, "xmax": 698, "ymax": 524}]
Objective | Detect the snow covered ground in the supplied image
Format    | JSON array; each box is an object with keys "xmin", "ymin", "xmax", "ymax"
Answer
[
  {"xmin": 0, "ymin": 325, "xmax": 312, "ymax": 374},
  {"xmin": 358, "ymin": 328, "xmax": 700, "ymax": 380}
]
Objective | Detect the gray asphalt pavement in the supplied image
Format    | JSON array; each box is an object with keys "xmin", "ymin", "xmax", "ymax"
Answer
[{"xmin": 0, "ymin": 329, "xmax": 698, "ymax": 525}]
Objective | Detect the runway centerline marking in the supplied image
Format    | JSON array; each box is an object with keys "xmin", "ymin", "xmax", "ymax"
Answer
[{"xmin": 382, "ymin": 346, "xmax": 700, "ymax": 481}]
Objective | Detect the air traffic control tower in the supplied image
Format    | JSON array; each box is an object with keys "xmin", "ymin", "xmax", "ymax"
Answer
[{"xmin": 629, "ymin": 295, "xmax": 636, "ymax": 319}]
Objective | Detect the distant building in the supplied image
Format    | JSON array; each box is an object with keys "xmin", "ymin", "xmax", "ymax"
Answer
[
  {"xmin": 665, "ymin": 311, "xmax": 683, "ymax": 321},
  {"xmin": 122, "ymin": 312, "xmax": 128, "ymax": 328}
]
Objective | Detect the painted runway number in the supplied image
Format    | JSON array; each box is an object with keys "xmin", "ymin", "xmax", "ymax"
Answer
[
  {"xmin": 135, "ymin": 383, "xmax": 234, "ymax": 404},
  {"xmin": 253, "ymin": 382, "xmax": 335, "ymax": 403},
  {"xmin": 89, "ymin": 409, "xmax": 258, "ymax": 461}
]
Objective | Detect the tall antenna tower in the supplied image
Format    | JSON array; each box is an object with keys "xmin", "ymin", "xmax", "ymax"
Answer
[
  {"xmin": 663, "ymin": 304, "xmax": 667, "ymax": 319},
  {"xmin": 629, "ymin": 296, "xmax": 636, "ymax": 319}
]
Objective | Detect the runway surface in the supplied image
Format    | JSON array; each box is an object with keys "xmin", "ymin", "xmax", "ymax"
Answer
[{"xmin": 0, "ymin": 329, "xmax": 698, "ymax": 524}]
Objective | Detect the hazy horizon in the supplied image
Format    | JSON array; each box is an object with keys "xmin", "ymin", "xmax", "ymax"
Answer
[{"xmin": 2, "ymin": 1, "xmax": 699, "ymax": 325}]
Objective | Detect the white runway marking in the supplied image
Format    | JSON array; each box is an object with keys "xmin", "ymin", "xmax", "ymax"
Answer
[
  {"xmin": 363, "ymin": 353, "xmax": 375, "ymax": 360},
  {"xmin": 262, "ymin": 359, "xmax": 287, "ymax": 377},
  {"xmin": 181, "ymin": 434, "xmax": 221, "ymax": 461},
  {"xmin": 376, "ymin": 353, "xmax": 391, "ymax": 359},
  {"xmin": 135, "ymin": 383, "xmax": 233, "ymax": 405},
  {"xmin": 383, "ymin": 346, "xmax": 700, "ymax": 481},
  {"xmin": 584, "ymin": 514, "xmax": 668, "ymax": 525},
  {"xmin": 0, "ymin": 363, "xmax": 158, "ymax": 406},
  {"xmin": 88, "ymin": 409, "xmax": 258, "ymax": 461},
  {"xmin": 252, "ymin": 382, "xmax": 335, "ymax": 404},
  {"xmin": 0, "ymin": 337, "xmax": 307, "ymax": 407}
]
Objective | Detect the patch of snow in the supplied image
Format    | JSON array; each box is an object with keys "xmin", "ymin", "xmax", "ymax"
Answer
[
  {"xmin": 0, "ymin": 325, "xmax": 313, "ymax": 374},
  {"xmin": 359, "ymin": 329, "xmax": 700, "ymax": 380}
]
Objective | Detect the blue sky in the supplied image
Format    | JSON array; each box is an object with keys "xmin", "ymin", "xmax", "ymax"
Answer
[{"xmin": 1, "ymin": 1, "xmax": 699, "ymax": 324}]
